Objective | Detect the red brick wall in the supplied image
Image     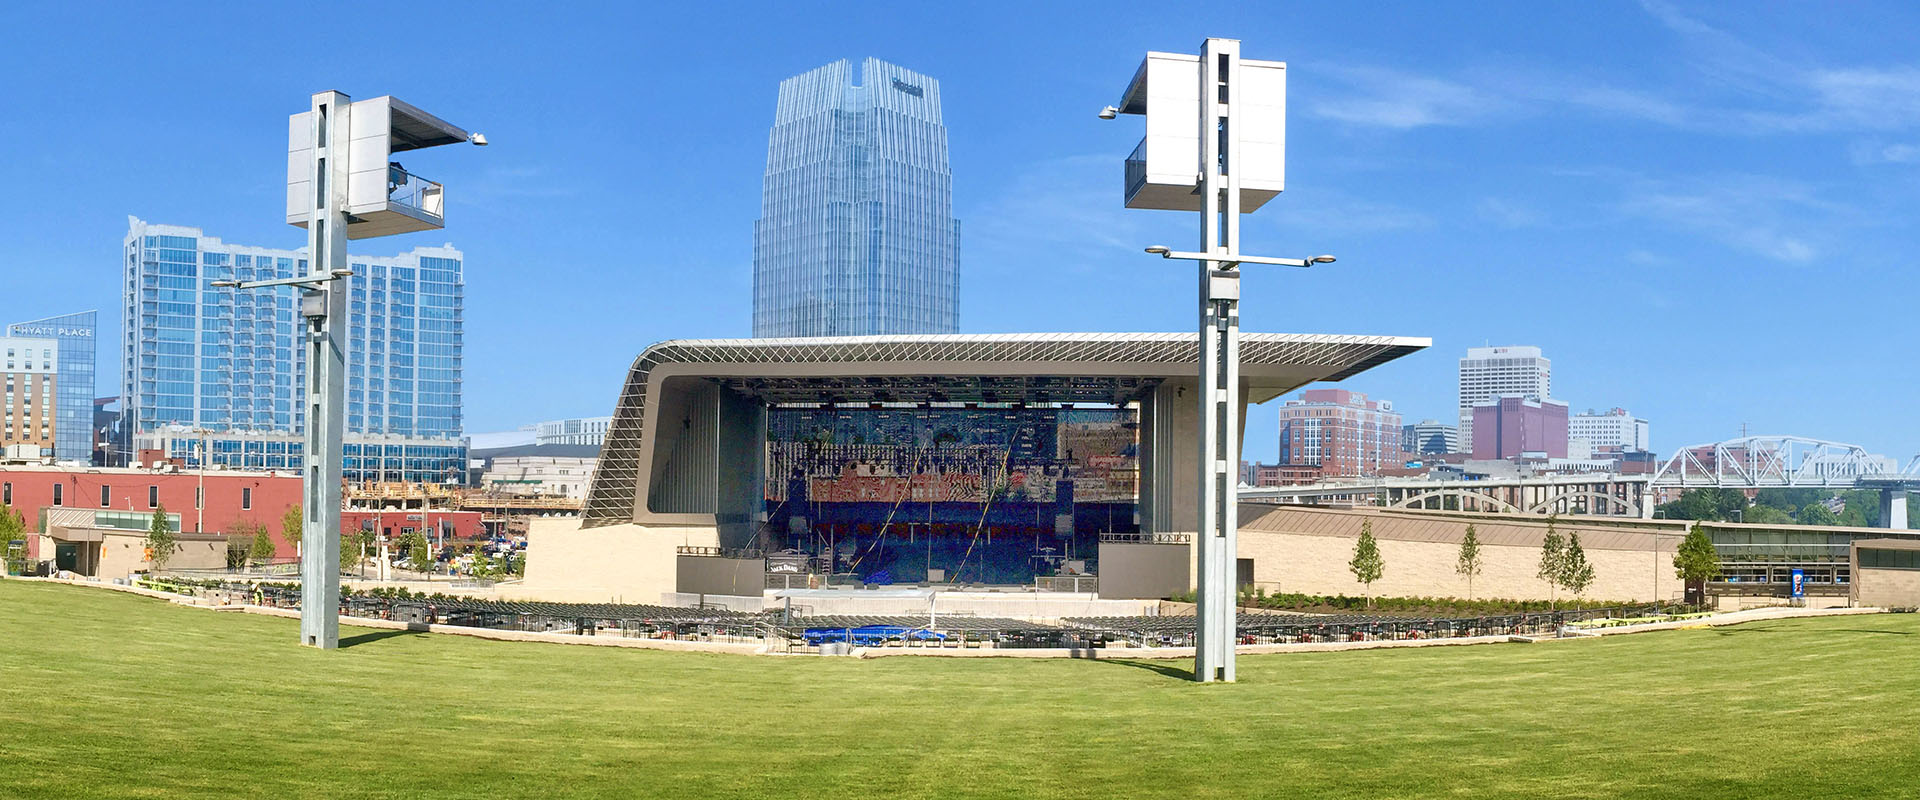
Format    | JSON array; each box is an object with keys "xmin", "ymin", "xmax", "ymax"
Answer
[{"xmin": 0, "ymin": 468, "xmax": 483, "ymax": 560}]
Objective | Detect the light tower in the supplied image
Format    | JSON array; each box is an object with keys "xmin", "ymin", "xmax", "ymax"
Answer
[
  {"xmin": 1105, "ymin": 40, "xmax": 1330, "ymax": 682},
  {"xmin": 215, "ymin": 92, "xmax": 483, "ymax": 649}
]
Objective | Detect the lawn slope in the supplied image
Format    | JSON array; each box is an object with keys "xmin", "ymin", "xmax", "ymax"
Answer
[{"xmin": 2, "ymin": 580, "xmax": 1915, "ymax": 799}]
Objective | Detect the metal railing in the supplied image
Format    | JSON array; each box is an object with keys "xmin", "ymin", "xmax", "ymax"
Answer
[
  {"xmin": 677, "ymin": 546, "xmax": 765, "ymax": 559},
  {"xmin": 1100, "ymin": 531, "xmax": 1191, "ymax": 545},
  {"xmin": 386, "ymin": 166, "xmax": 444, "ymax": 219},
  {"xmin": 1124, "ymin": 138, "xmax": 1147, "ymax": 201},
  {"xmin": 1036, "ymin": 575, "xmax": 1098, "ymax": 593},
  {"xmin": 180, "ymin": 581, "xmax": 1703, "ymax": 652}
]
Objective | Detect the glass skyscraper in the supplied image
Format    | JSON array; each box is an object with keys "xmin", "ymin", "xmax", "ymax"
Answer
[
  {"xmin": 753, "ymin": 57, "xmax": 960, "ymax": 337},
  {"xmin": 121, "ymin": 218, "xmax": 466, "ymax": 483},
  {"xmin": 7, "ymin": 310, "xmax": 97, "ymax": 463}
]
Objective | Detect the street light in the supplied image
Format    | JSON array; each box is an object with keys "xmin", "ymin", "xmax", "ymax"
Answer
[
  {"xmin": 214, "ymin": 92, "xmax": 482, "ymax": 650},
  {"xmin": 1106, "ymin": 39, "xmax": 1309, "ymax": 683}
]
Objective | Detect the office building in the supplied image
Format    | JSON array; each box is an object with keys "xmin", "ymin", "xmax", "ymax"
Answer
[
  {"xmin": 1570, "ymin": 407, "xmax": 1650, "ymax": 453},
  {"xmin": 752, "ymin": 57, "xmax": 960, "ymax": 337},
  {"xmin": 1471, "ymin": 396, "xmax": 1569, "ymax": 460},
  {"xmin": 7, "ymin": 312, "xmax": 97, "ymax": 464},
  {"xmin": 1400, "ymin": 419, "xmax": 1459, "ymax": 456},
  {"xmin": 1, "ymin": 336, "xmax": 59, "ymax": 457},
  {"xmin": 1277, "ymin": 388, "xmax": 1404, "ymax": 478},
  {"xmin": 535, "ymin": 416, "xmax": 610, "ymax": 448},
  {"xmin": 121, "ymin": 218, "xmax": 466, "ymax": 483},
  {"xmin": 1458, "ymin": 346, "xmax": 1550, "ymax": 453}
]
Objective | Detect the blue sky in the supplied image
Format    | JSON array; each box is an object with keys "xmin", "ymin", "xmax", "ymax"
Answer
[{"xmin": 2, "ymin": 1, "xmax": 1916, "ymax": 463}]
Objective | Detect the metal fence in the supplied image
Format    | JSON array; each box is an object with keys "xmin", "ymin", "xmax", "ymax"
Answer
[{"xmin": 188, "ymin": 581, "xmax": 1697, "ymax": 652}]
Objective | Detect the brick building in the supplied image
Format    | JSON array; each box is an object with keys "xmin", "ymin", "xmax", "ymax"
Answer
[
  {"xmin": 0, "ymin": 465, "xmax": 482, "ymax": 571},
  {"xmin": 1277, "ymin": 388, "xmax": 1404, "ymax": 478},
  {"xmin": 1470, "ymin": 396, "xmax": 1569, "ymax": 460}
]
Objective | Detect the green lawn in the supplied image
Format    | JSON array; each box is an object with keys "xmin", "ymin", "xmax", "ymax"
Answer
[{"xmin": 3, "ymin": 580, "xmax": 1916, "ymax": 799}]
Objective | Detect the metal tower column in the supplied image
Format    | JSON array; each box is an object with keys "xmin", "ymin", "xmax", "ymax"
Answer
[
  {"xmin": 299, "ymin": 91, "xmax": 350, "ymax": 650},
  {"xmin": 1195, "ymin": 37, "xmax": 1242, "ymax": 684}
]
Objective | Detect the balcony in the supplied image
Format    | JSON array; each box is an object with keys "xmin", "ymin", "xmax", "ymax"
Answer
[
  {"xmin": 386, "ymin": 165, "xmax": 445, "ymax": 223},
  {"xmin": 286, "ymin": 96, "xmax": 465, "ymax": 240},
  {"xmin": 1123, "ymin": 138, "xmax": 1148, "ymax": 208}
]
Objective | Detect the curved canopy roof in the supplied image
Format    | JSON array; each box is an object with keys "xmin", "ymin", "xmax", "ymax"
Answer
[{"xmin": 582, "ymin": 332, "xmax": 1428, "ymax": 526}]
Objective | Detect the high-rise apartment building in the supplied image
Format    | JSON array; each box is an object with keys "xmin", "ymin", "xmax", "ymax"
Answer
[
  {"xmin": 1570, "ymin": 407, "xmax": 1650, "ymax": 452},
  {"xmin": 1400, "ymin": 419, "xmax": 1460, "ymax": 456},
  {"xmin": 1458, "ymin": 346, "xmax": 1550, "ymax": 453},
  {"xmin": 1471, "ymin": 396, "xmax": 1569, "ymax": 460},
  {"xmin": 753, "ymin": 57, "xmax": 960, "ymax": 337},
  {"xmin": 1278, "ymin": 388, "xmax": 1404, "ymax": 477},
  {"xmin": 121, "ymin": 218, "xmax": 466, "ymax": 483},
  {"xmin": 7, "ymin": 311, "xmax": 96, "ymax": 463},
  {"xmin": 0, "ymin": 336, "xmax": 59, "ymax": 456}
]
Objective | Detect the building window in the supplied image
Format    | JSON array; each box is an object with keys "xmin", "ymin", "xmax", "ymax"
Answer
[
  {"xmin": 149, "ymin": 486, "xmax": 159, "ymax": 509},
  {"xmin": 52, "ymin": 484, "xmax": 62, "ymax": 507},
  {"xmin": 242, "ymin": 487, "xmax": 252, "ymax": 510},
  {"xmin": 1861, "ymin": 548, "xmax": 1920, "ymax": 570},
  {"xmin": 101, "ymin": 485, "xmax": 111, "ymax": 508},
  {"xmin": 2, "ymin": 482, "xmax": 9, "ymax": 505}
]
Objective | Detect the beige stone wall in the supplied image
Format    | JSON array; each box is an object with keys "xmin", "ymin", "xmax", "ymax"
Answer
[
  {"xmin": 1239, "ymin": 529, "xmax": 1677, "ymax": 602},
  {"xmin": 94, "ymin": 532, "xmax": 227, "ymax": 579},
  {"xmin": 520, "ymin": 518, "xmax": 719, "ymax": 604},
  {"xmin": 1855, "ymin": 567, "xmax": 1920, "ymax": 608}
]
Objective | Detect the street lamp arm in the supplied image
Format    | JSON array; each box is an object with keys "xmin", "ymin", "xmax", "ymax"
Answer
[
  {"xmin": 1143, "ymin": 248, "xmax": 1334, "ymax": 269},
  {"xmin": 210, "ymin": 270, "xmax": 354, "ymax": 292}
]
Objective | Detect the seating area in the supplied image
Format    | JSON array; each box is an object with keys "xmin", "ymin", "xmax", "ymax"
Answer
[{"xmin": 214, "ymin": 582, "xmax": 1685, "ymax": 650}]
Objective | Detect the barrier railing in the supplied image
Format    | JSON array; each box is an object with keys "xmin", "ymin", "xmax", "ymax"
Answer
[{"xmin": 184, "ymin": 581, "xmax": 1703, "ymax": 652}]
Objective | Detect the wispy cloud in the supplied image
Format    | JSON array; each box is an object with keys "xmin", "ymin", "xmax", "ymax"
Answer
[
  {"xmin": 1475, "ymin": 197, "xmax": 1543, "ymax": 228},
  {"xmin": 1271, "ymin": 191, "xmax": 1433, "ymax": 234},
  {"xmin": 1851, "ymin": 140, "xmax": 1920, "ymax": 165},
  {"xmin": 1614, "ymin": 174, "xmax": 1836, "ymax": 263},
  {"xmin": 462, "ymin": 165, "xmax": 578, "ymax": 201},
  {"xmin": 962, "ymin": 154, "xmax": 1150, "ymax": 274},
  {"xmin": 1308, "ymin": 66, "xmax": 1502, "ymax": 129},
  {"xmin": 1318, "ymin": 4, "xmax": 1920, "ymax": 140}
]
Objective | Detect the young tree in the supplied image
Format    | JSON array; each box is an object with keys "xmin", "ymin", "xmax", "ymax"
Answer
[
  {"xmin": 280, "ymin": 504, "xmax": 304, "ymax": 556},
  {"xmin": 339, "ymin": 530, "xmax": 360, "ymax": 573},
  {"xmin": 146, "ymin": 506, "xmax": 177, "ymax": 572},
  {"xmin": 1537, "ymin": 516, "xmax": 1567, "ymax": 604},
  {"xmin": 1456, "ymin": 523, "xmax": 1483, "ymax": 601},
  {"xmin": 0, "ymin": 503, "xmax": 25, "ymax": 573},
  {"xmin": 1673, "ymin": 522, "xmax": 1723, "ymax": 605},
  {"xmin": 1349, "ymin": 520, "xmax": 1385, "ymax": 609},
  {"xmin": 352, "ymin": 527, "xmax": 377, "ymax": 578},
  {"xmin": 241, "ymin": 521, "xmax": 276, "ymax": 566},
  {"xmin": 1560, "ymin": 533, "xmax": 1595, "ymax": 599},
  {"xmin": 404, "ymin": 530, "xmax": 434, "ymax": 574}
]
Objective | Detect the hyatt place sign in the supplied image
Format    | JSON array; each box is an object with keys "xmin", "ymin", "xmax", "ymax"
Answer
[{"xmin": 10, "ymin": 326, "xmax": 91, "ymax": 338}]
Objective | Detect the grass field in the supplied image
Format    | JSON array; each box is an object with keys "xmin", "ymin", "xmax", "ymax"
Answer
[{"xmin": 3, "ymin": 580, "xmax": 1917, "ymax": 799}]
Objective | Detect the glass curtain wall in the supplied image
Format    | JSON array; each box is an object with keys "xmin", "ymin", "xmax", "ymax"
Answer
[{"xmin": 753, "ymin": 57, "xmax": 960, "ymax": 337}]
